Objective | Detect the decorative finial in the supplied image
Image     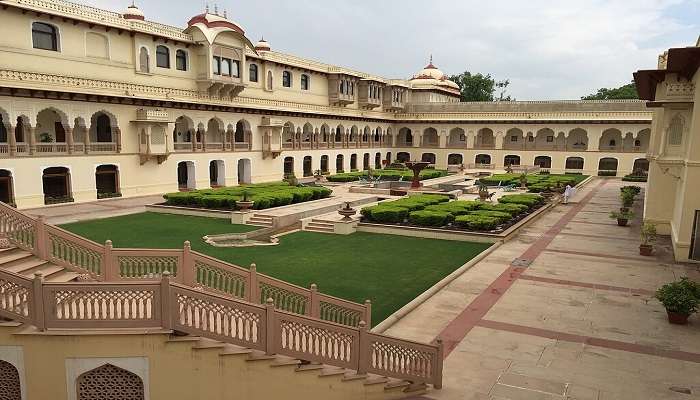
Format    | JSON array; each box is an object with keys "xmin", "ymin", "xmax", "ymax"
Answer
[
  {"xmin": 205, "ymin": 3, "xmax": 209, "ymax": 13},
  {"xmin": 223, "ymin": 9, "xmax": 227, "ymax": 18},
  {"xmin": 430, "ymin": 54, "xmax": 433, "ymax": 64}
]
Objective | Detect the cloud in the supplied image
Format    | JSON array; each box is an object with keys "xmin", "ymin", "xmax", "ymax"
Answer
[{"xmin": 86, "ymin": 0, "xmax": 697, "ymax": 99}]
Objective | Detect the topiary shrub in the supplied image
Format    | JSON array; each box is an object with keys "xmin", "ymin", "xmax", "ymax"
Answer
[
  {"xmin": 454, "ymin": 214, "xmax": 500, "ymax": 231},
  {"xmin": 498, "ymin": 194, "xmax": 545, "ymax": 207},
  {"xmin": 364, "ymin": 205, "xmax": 409, "ymax": 223},
  {"xmin": 408, "ymin": 210, "xmax": 455, "ymax": 227},
  {"xmin": 479, "ymin": 203, "xmax": 528, "ymax": 216},
  {"xmin": 467, "ymin": 210, "xmax": 512, "ymax": 223},
  {"xmin": 425, "ymin": 201, "xmax": 481, "ymax": 216}
]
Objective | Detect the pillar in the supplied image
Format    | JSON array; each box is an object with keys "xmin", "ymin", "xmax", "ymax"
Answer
[
  {"xmin": 28, "ymin": 126, "xmax": 36, "ymax": 155},
  {"xmin": 7, "ymin": 123, "xmax": 15, "ymax": 156},
  {"xmin": 66, "ymin": 127, "xmax": 74, "ymax": 154},
  {"xmin": 83, "ymin": 125, "xmax": 91, "ymax": 154}
]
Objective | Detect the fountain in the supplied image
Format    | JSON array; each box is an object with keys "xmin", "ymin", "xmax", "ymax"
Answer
[{"xmin": 404, "ymin": 161, "xmax": 430, "ymax": 189}]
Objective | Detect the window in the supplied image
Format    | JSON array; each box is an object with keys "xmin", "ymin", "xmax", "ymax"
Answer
[
  {"xmin": 511, "ymin": 136, "xmax": 518, "ymax": 142},
  {"xmin": 86, "ymin": 32, "xmax": 109, "ymax": 59},
  {"xmin": 156, "ymin": 45, "xmax": 170, "ymax": 68},
  {"xmin": 283, "ymin": 71, "xmax": 292, "ymax": 87},
  {"xmin": 249, "ymin": 63, "xmax": 258, "ymax": 82},
  {"xmin": 528, "ymin": 136, "xmax": 534, "ymax": 142},
  {"xmin": 668, "ymin": 114, "xmax": 684, "ymax": 146},
  {"xmin": 609, "ymin": 139, "xmax": 616, "ymax": 146},
  {"xmin": 221, "ymin": 58, "xmax": 231, "ymax": 76},
  {"xmin": 231, "ymin": 60, "xmax": 240, "ymax": 77},
  {"xmin": 301, "ymin": 74, "xmax": 310, "ymax": 90},
  {"xmin": 339, "ymin": 81, "xmax": 345, "ymax": 94},
  {"xmin": 176, "ymin": 50, "xmax": 187, "ymax": 71},
  {"xmin": 546, "ymin": 135, "xmax": 554, "ymax": 142},
  {"xmin": 138, "ymin": 47, "xmax": 149, "ymax": 73},
  {"xmin": 32, "ymin": 22, "xmax": 58, "ymax": 51},
  {"xmin": 212, "ymin": 56, "xmax": 221, "ymax": 75}
]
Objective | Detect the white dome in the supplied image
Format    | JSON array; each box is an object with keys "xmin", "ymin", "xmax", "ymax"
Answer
[
  {"xmin": 123, "ymin": 4, "xmax": 144, "ymax": 20},
  {"xmin": 410, "ymin": 60, "xmax": 460, "ymax": 93},
  {"xmin": 255, "ymin": 38, "xmax": 271, "ymax": 52}
]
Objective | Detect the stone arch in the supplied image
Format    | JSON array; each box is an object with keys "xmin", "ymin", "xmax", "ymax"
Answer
[
  {"xmin": 303, "ymin": 123, "xmax": 314, "ymax": 143},
  {"xmin": 396, "ymin": 152, "xmax": 410, "ymax": 163},
  {"xmin": 373, "ymin": 127, "xmax": 381, "ymax": 143},
  {"xmin": 0, "ymin": 169, "xmax": 15, "ymax": 205},
  {"xmin": 206, "ymin": 118, "xmax": 224, "ymax": 143},
  {"xmin": 362, "ymin": 153, "xmax": 370, "ymax": 170},
  {"xmin": 374, "ymin": 152, "xmax": 381, "ymax": 168},
  {"xmin": 599, "ymin": 129, "xmax": 622, "ymax": 151},
  {"xmin": 635, "ymin": 128, "xmax": 650, "ymax": 151},
  {"xmin": 209, "ymin": 159, "xmax": 225, "ymax": 187},
  {"xmin": 173, "ymin": 115, "xmax": 194, "ymax": 143},
  {"xmin": 95, "ymin": 164, "xmax": 120, "ymax": 198},
  {"xmin": 320, "ymin": 124, "xmax": 330, "ymax": 143},
  {"xmin": 448, "ymin": 153, "xmax": 463, "ymax": 165},
  {"xmin": 334, "ymin": 124, "xmax": 344, "ymax": 142},
  {"xmin": 598, "ymin": 157, "xmax": 618, "ymax": 175},
  {"xmin": 42, "ymin": 166, "xmax": 72, "ymax": 204},
  {"xmin": 504, "ymin": 128, "xmax": 523, "ymax": 149},
  {"xmin": 350, "ymin": 154, "xmax": 358, "ymax": 170},
  {"xmin": 476, "ymin": 128, "xmax": 494, "ymax": 148},
  {"xmin": 77, "ymin": 363, "xmax": 144, "ymax": 400},
  {"xmin": 398, "ymin": 128, "xmax": 412, "ymax": 146},
  {"xmin": 423, "ymin": 127, "xmax": 438, "ymax": 147},
  {"xmin": 535, "ymin": 128, "xmax": 555, "ymax": 148},
  {"xmin": 335, "ymin": 154, "xmax": 344, "ymax": 172},
  {"xmin": 0, "ymin": 107, "xmax": 10, "ymax": 143},
  {"xmin": 565, "ymin": 157, "xmax": 585, "ymax": 170},
  {"xmin": 89, "ymin": 111, "xmax": 115, "ymax": 143},
  {"xmin": 303, "ymin": 155, "xmax": 313, "ymax": 176},
  {"xmin": 350, "ymin": 126, "xmax": 359, "ymax": 143},
  {"xmin": 475, "ymin": 154, "xmax": 492, "ymax": 165},
  {"xmin": 421, "ymin": 152, "xmax": 436, "ymax": 164},
  {"xmin": 235, "ymin": 119, "xmax": 251, "ymax": 144},
  {"xmin": 237, "ymin": 158, "xmax": 252, "ymax": 184},
  {"xmin": 283, "ymin": 156, "xmax": 294, "ymax": 176},
  {"xmin": 0, "ymin": 359, "xmax": 21, "ymax": 400},
  {"xmin": 36, "ymin": 108, "xmax": 68, "ymax": 143},
  {"xmin": 14, "ymin": 115, "xmax": 30, "ymax": 144},
  {"xmin": 632, "ymin": 158, "xmax": 649, "ymax": 174},
  {"xmin": 362, "ymin": 126, "xmax": 371, "ymax": 142},
  {"xmin": 321, "ymin": 155, "xmax": 329, "ymax": 173},
  {"xmin": 385, "ymin": 152, "xmax": 392, "ymax": 163},
  {"xmin": 282, "ymin": 122, "xmax": 295, "ymax": 144},
  {"xmin": 177, "ymin": 161, "xmax": 196, "ymax": 190},
  {"xmin": 567, "ymin": 128, "xmax": 588, "ymax": 151},
  {"xmin": 504, "ymin": 154, "xmax": 520, "ymax": 166},
  {"xmin": 448, "ymin": 127, "xmax": 465, "ymax": 147},
  {"xmin": 534, "ymin": 155, "xmax": 552, "ymax": 169}
]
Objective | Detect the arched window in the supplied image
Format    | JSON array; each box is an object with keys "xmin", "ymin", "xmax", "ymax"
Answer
[
  {"xmin": 249, "ymin": 63, "xmax": 258, "ymax": 82},
  {"xmin": 138, "ymin": 47, "xmax": 149, "ymax": 73},
  {"xmin": 0, "ymin": 115, "xmax": 7, "ymax": 143},
  {"xmin": 231, "ymin": 60, "xmax": 240, "ymax": 77},
  {"xmin": 175, "ymin": 50, "xmax": 187, "ymax": 71},
  {"xmin": 283, "ymin": 71, "xmax": 292, "ymax": 88},
  {"xmin": 301, "ymin": 74, "xmax": 310, "ymax": 90},
  {"xmin": 94, "ymin": 114, "xmax": 112, "ymax": 143},
  {"xmin": 212, "ymin": 56, "xmax": 221, "ymax": 75},
  {"xmin": 32, "ymin": 22, "xmax": 59, "ymax": 51},
  {"xmin": 77, "ymin": 364, "xmax": 144, "ymax": 400},
  {"xmin": 0, "ymin": 360, "xmax": 21, "ymax": 400},
  {"xmin": 156, "ymin": 45, "xmax": 170, "ymax": 68},
  {"xmin": 221, "ymin": 58, "xmax": 231, "ymax": 76}
]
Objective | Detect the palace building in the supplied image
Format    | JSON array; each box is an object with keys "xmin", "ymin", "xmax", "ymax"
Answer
[{"xmin": 0, "ymin": 0, "xmax": 653, "ymax": 210}]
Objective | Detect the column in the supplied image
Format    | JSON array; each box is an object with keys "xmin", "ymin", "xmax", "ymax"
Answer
[
  {"xmin": 66, "ymin": 127, "xmax": 74, "ymax": 154},
  {"xmin": 28, "ymin": 126, "xmax": 36, "ymax": 155},
  {"xmin": 466, "ymin": 131, "xmax": 475, "ymax": 149},
  {"xmin": 8, "ymin": 123, "xmax": 15, "ymax": 156},
  {"xmin": 83, "ymin": 126, "xmax": 91, "ymax": 154},
  {"xmin": 114, "ymin": 127, "xmax": 122, "ymax": 153}
]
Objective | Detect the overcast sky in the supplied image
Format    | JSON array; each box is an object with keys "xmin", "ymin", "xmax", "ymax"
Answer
[{"xmin": 88, "ymin": 0, "xmax": 699, "ymax": 100}]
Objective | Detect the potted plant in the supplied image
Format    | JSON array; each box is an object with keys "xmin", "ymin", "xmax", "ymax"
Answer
[
  {"xmin": 236, "ymin": 190, "xmax": 254, "ymax": 211},
  {"xmin": 519, "ymin": 173, "xmax": 528, "ymax": 189},
  {"xmin": 655, "ymin": 278, "xmax": 700, "ymax": 325},
  {"xmin": 639, "ymin": 222, "xmax": 657, "ymax": 256},
  {"xmin": 620, "ymin": 190, "xmax": 635, "ymax": 210},
  {"xmin": 313, "ymin": 169, "xmax": 323, "ymax": 182},
  {"xmin": 609, "ymin": 210, "xmax": 634, "ymax": 226},
  {"xmin": 478, "ymin": 183, "xmax": 490, "ymax": 201}
]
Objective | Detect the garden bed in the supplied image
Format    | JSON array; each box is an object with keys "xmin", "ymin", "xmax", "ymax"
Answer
[
  {"xmin": 359, "ymin": 193, "xmax": 547, "ymax": 234},
  {"xmin": 478, "ymin": 173, "xmax": 588, "ymax": 193},
  {"xmin": 327, "ymin": 168, "xmax": 448, "ymax": 183},
  {"xmin": 162, "ymin": 182, "xmax": 332, "ymax": 211}
]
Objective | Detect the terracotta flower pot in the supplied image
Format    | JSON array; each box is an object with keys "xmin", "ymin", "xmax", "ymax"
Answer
[
  {"xmin": 236, "ymin": 200, "xmax": 254, "ymax": 211},
  {"xmin": 639, "ymin": 244, "xmax": 653, "ymax": 256},
  {"xmin": 617, "ymin": 218, "xmax": 628, "ymax": 227},
  {"xmin": 666, "ymin": 310, "xmax": 690, "ymax": 325}
]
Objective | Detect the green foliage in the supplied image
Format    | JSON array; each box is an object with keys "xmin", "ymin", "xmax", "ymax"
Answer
[
  {"xmin": 581, "ymin": 81, "xmax": 639, "ymax": 100},
  {"xmin": 163, "ymin": 182, "xmax": 331, "ymax": 211},
  {"xmin": 467, "ymin": 210, "xmax": 512, "ymax": 223},
  {"xmin": 621, "ymin": 186, "xmax": 642, "ymax": 196},
  {"xmin": 326, "ymin": 169, "xmax": 447, "ymax": 182},
  {"xmin": 478, "ymin": 203, "xmax": 529, "ymax": 216},
  {"xmin": 498, "ymin": 194, "xmax": 545, "ymax": 207},
  {"xmin": 598, "ymin": 171, "xmax": 617, "ymax": 176},
  {"xmin": 478, "ymin": 173, "xmax": 587, "ymax": 193},
  {"xmin": 622, "ymin": 174, "xmax": 648, "ymax": 182},
  {"xmin": 408, "ymin": 210, "xmax": 455, "ymax": 227},
  {"xmin": 361, "ymin": 205, "xmax": 409, "ymax": 223},
  {"xmin": 621, "ymin": 191, "xmax": 636, "ymax": 207},
  {"xmin": 641, "ymin": 223, "xmax": 657, "ymax": 246},
  {"xmin": 655, "ymin": 278, "xmax": 700, "ymax": 315},
  {"xmin": 609, "ymin": 210, "xmax": 635, "ymax": 220},
  {"xmin": 424, "ymin": 201, "xmax": 481, "ymax": 216},
  {"xmin": 448, "ymin": 71, "xmax": 513, "ymax": 102},
  {"xmin": 454, "ymin": 214, "xmax": 500, "ymax": 230}
]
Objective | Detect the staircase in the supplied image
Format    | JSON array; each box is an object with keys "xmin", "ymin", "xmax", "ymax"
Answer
[
  {"xmin": 0, "ymin": 247, "xmax": 79, "ymax": 282},
  {"xmin": 304, "ymin": 219, "xmax": 335, "ymax": 234},
  {"xmin": 247, "ymin": 213, "xmax": 274, "ymax": 227}
]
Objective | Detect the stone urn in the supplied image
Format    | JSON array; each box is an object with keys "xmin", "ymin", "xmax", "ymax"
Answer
[{"xmin": 338, "ymin": 202, "xmax": 357, "ymax": 221}]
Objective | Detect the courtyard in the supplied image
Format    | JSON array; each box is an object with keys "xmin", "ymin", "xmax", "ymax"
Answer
[{"xmin": 60, "ymin": 212, "xmax": 491, "ymax": 323}]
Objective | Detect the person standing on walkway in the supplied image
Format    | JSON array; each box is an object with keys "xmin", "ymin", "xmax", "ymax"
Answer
[{"xmin": 563, "ymin": 184, "xmax": 574, "ymax": 204}]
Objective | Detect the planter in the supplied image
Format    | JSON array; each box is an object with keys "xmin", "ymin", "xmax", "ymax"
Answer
[
  {"xmin": 639, "ymin": 244, "xmax": 653, "ymax": 256},
  {"xmin": 236, "ymin": 200, "xmax": 254, "ymax": 211},
  {"xmin": 667, "ymin": 310, "xmax": 690, "ymax": 325},
  {"xmin": 617, "ymin": 218, "xmax": 628, "ymax": 227}
]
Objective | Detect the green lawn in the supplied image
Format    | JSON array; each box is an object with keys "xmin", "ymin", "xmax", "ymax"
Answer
[{"xmin": 61, "ymin": 212, "xmax": 491, "ymax": 323}]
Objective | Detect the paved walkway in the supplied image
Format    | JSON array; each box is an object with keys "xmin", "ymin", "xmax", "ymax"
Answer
[
  {"xmin": 23, "ymin": 195, "xmax": 164, "ymax": 225},
  {"xmin": 386, "ymin": 179, "xmax": 700, "ymax": 400}
]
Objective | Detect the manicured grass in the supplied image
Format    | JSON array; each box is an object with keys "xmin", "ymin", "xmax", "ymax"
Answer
[{"xmin": 61, "ymin": 212, "xmax": 491, "ymax": 323}]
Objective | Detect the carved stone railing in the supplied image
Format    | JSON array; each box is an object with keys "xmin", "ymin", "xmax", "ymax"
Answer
[
  {"xmin": 0, "ymin": 203, "xmax": 371, "ymax": 328},
  {"xmin": 0, "ymin": 268, "xmax": 442, "ymax": 388}
]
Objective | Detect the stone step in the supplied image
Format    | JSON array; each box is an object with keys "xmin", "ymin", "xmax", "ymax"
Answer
[
  {"xmin": 306, "ymin": 222, "xmax": 334, "ymax": 229},
  {"xmin": 44, "ymin": 270, "xmax": 80, "ymax": 283},
  {"xmin": 3, "ymin": 257, "xmax": 50, "ymax": 274},
  {"xmin": 23, "ymin": 264, "xmax": 64, "ymax": 278},
  {"xmin": 0, "ymin": 248, "xmax": 33, "ymax": 265}
]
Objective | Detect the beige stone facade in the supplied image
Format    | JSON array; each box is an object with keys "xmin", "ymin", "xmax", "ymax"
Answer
[
  {"xmin": 635, "ymin": 42, "xmax": 700, "ymax": 262},
  {"xmin": 0, "ymin": 0, "xmax": 655, "ymax": 210}
]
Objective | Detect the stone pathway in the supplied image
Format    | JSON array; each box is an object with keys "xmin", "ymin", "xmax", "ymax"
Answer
[
  {"xmin": 23, "ymin": 195, "xmax": 164, "ymax": 225},
  {"xmin": 385, "ymin": 178, "xmax": 700, "ymax": 400}
]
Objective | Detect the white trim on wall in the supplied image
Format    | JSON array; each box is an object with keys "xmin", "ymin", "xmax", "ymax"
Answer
[{"xmin": 65, "ymin": 356, "xmax": 149, "ymax": 400}]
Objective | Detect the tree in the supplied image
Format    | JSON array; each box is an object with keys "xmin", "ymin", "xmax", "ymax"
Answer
[
  {"xmin": 448, "ymin": 71, "xmax": 513, "ymax": 102},
  {"xmin": 581, "ymin": 81, "xmax": 638, "ymax": 100}
]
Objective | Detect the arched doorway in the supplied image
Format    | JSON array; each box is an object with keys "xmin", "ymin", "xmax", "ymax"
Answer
[
  {"xmin": 336, "ymin": 154, "xmax": 344, "ymax": 173},
  {"xmin": 475, "ymin": 154, "xmax": 491, "ymax": 165},
  {"xmin": 0, "ymin": 170, "xmax": 14, "ymax": 205},
  {"xmin": 42, "ymin": 167, "xmax": 72, "ymax": 204},
  {"xmin": 177, "ymin": 161, "xmax": 195, "ymax": 190},
  {"xmin": 598, "ymin": 158, "xmax": 618, "ymax": 175},
  {"xmin": 504, "ymin": 155, "xmax": 520, "ymax": 166},
  {"xmin": 77, "ymin": 364, "xmax": 144, "ymax": 400},
  {"xmin": 374, "ymin": 152, "xmax": 381, "ymax": 169},
  {"xmin": 421, "ymin": 153, "xmax": 436, "ymax": 164},
  {"xmin": 303, "ymin": 156, "xmax": 312, "ymax": 177},
  {"xmin": 396, "ymin": 152, "xmax": 410, "ymax": 163},
  {"xmin": 534, "ymin": 156, "xmax": 552, "ymax": 169},
  {"xmin": 448, "ymin": 153, "xmax": 463, "ymax": 165},
  {"xmin": 238, "ymin": 159, "xmax": 252, "ymax": 184},
  {"xmin": 633, "ymin": 158, "xmax": 649, "ymax": 175},
  {"xmin": 283, "ymin": 156, "xmax": 294, "ymax": 176},
  {"xmin": 321, "ymin": 155, "xmax": 329, "ymax": 173},
  {"xmin": 350, "ymin": 154, "xmax": 358, "ymax": 170},
  {"xmin": 95, "ymin": 165, "xmax": 120, "ymax": 199},
  {"xmin": 93, "ymin": 112, "xmax": 113, "ymax": 143},
  {"xmin": 385, "ymin": 152, "xmax": 392, "ymax": 164},
  {"xmin": 565, "ymin": 157, "xmax": 585, "ymax": 170},
  {"xmin": 363, "ymin": 153, "xmax": 370, "ymax": 170},
  {"xmin": 209, "ymin": 160, "xmax": 225, "ymax": 187},
  {"xmin": 398, "ymin": 128, "xmax": 412, "ymax": 146}
]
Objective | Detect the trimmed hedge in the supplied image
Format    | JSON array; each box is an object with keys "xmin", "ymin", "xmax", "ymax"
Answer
[
  {"xmin": 454, "ymin": 214, "xmax": 501, "ymax": 231},
  {"xmin": 163, "ymin": 182, "xmax": 332, "ymax": 211},
  {"xmin": 498, "ymin": 194, "xmax": 545, "ymax": 208},
  {"xmin": 478, "ymin": 203, "xmax": 529, "ymax": 216},
  {"xmin": 467, "ymin": 210, "xmax": 512, "ymax": 223},
  {"xmin": 326, "ymin": 169, "xmax": 448, "ymax": 182},
  {"xmin": 479, "ymin": 173, "xmax": 587, "ymax": 193},
  {"xmin": 622, "ymin": 174, "xmax": 647, "ymax": 182},
  {"xmin": 408, "ymin": 210, "xmax": 455, "ymax": 227},
  {"xmin": 361, "ymin": 205, "xmax": 409, "ymax": 223},
  {"xmin": 425, "ymin": 201, "xmax": 481, "ymax": 216}
]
